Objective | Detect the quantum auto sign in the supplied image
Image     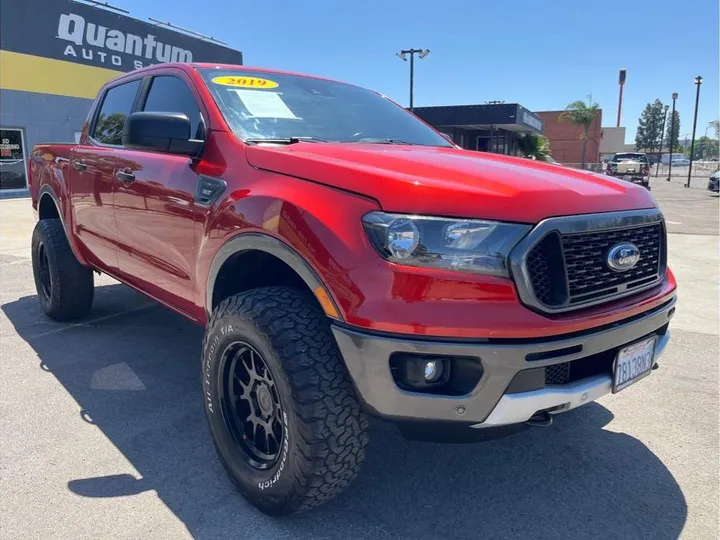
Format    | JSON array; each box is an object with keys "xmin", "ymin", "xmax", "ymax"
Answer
[
  {"xmin": 58, "ymin": 12, "xmax": 192, "ymax": 70},
  {"xmin": 0, "ymin": 0, "xmax": 243, "ymax": 73}
]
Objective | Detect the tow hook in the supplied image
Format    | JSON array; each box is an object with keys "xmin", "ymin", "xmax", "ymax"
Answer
[{"xmin": 525, "ymin": 411, "xmax": 554, "ymax": 428}]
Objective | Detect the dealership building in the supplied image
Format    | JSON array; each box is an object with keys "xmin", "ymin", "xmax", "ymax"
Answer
[
  {"xmin": 0, "ymin": 0, "xmax": 243, "ymax": 194},
  {"xmin": 412, "ymin": 103, "xmax": 544, "ymax": 155}
]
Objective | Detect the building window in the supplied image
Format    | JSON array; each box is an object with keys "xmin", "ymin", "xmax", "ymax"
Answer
[{"xmin": 0, "ymin": 128, "xmax": 28, "ymax": 191}]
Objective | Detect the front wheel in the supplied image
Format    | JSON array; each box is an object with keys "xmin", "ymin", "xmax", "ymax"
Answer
[{"xmin": 201, "ymin": 287, "xmax": 369, "ymax": 515}]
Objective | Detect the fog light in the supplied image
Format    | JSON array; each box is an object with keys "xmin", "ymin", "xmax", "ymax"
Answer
[
  {"xmin": 424, "ymin": 360, "xmax": 442, "ymax": 382},
  {"xmin": 392, "ymin": 354, "xmax": 450, "ymax": 390}
]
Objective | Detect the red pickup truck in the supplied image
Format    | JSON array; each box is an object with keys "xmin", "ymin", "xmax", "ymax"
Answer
[{"xmin": 29, "ymin": 63, "xmax": 676, "ymax": 515}]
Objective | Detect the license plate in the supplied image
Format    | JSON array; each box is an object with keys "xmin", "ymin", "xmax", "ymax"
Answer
[
  {"xmin": 623, "ymin": 175, "xmax": 631, "ymax": 180},
  {"xmin": 613, "ymin": 337, "xmax": 656, "ymax": 393}
]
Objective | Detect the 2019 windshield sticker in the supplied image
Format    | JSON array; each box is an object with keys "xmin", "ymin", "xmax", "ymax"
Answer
[{"xmin": 212, "ymin": 76, "xmax": 279, "ymax": 89}]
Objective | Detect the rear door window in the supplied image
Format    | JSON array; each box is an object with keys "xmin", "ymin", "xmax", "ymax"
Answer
[
  {"xmin": 92, "ymin": 80, "xmax": 142, "ymax": 145},
  {"xmin": 142, "ymin": 76, "xmax": 203, "ymax": 139}
]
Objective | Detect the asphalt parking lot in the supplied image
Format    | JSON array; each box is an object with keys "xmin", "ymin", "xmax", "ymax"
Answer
[{"xmin": 1, "ymin": 177, "xmax": 718, "ymax": 539}]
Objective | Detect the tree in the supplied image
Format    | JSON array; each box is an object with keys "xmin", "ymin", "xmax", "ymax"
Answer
[
  {"xmin": 709, "ymin": 120, "xmax": 720, "ymax": 139},
  {"xmin": 94, "ymin": 113, "xmax": 127, "ymax": 145},
  {"xmin": 558, "ymin": 100, "xmax": 601, "ymax": 168},
  {"xmin": 634, "ymin": 99, "xmax": 665, "ymax": 153},
  {"xmin": 685, "ymin": 136, "xmax": 719, "ymax": 160},
  {"xmin": 517, "ymin": 133, "xmax": 551, "ymax": 161},
  {"xmin": 665, "ymin": 110, "xmax": 681, "ymax": 151}
]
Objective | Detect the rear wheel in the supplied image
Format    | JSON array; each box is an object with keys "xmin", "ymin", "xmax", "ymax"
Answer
[
  {"xmin": 202, "ymin": 286, "xmax": 369, "ymax": 515},
  {"xmin": 31, "ymin": 219, "xmax": 94, "ymax": 320}
]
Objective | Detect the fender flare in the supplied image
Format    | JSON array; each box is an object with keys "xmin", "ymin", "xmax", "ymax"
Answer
[
  {"xmin": 37, "ymin": 185, "xmax": 89, "ymax": 267},
  {"xmin": 37, "ymin": 185, "xmax": 69, "ymax": 237},
  {"xmin": 205, "ymin": 233, "xmax": 341, "ymax": 320}
]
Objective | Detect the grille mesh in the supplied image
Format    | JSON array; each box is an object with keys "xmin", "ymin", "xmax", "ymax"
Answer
[
  {"xmin": 562, "ymin": 224, "xmax": 661, "ymax": 301},
  {"xmin": 526, "ymin": 223, "xmax": 662, "ymax": 308},
  {"xmin": 526, "ymin": 233, "xmax": 566, "ymax": 306},
  {"xmin": 545, "ymin": 362, "xmax": 571, "ymax": 385}
]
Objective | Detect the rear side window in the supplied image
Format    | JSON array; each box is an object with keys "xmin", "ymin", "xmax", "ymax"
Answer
[
  {"xmin": 92, "ymin": 80, "xmax": 141, "ymax": 145},
  {"xmin": 143, "ymin": 76, "xmax": 203, "ymax": 139}
]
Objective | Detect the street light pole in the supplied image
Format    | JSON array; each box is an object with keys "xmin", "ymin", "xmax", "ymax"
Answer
[
  {"xmin": 656, "ymin": 104, "xmax": 669, "ymax": 177},
  {"xmin": 667, "ymin": 92, "xmax": 678, "ymax": 182},
  {"xmin": 687, "ymin": 76, "xmax": 703, "ymax": 188},
  {"xmin": 397, "ymin": 48, "xmax": 430, "ymax": 111}
]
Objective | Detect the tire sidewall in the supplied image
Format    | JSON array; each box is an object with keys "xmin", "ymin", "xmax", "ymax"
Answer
[
  {"xmin": 31, "ymin": 222, "xmax": 55, "ymax": 313},
  {"xmin": 202, "ymin": 309, "xmax": 300, "ymax": 502}
]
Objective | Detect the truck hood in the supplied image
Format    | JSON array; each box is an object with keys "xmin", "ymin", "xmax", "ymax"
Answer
[{"xmin": 245, "ymin": 143, "xmax": 656, "ymax": 223}]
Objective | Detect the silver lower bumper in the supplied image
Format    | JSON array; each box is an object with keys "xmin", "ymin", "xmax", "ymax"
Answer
[
  {"xmin": 473, "ymin": 331, "xmax": 671, "ymax": 428},
  {"xmin": 332, "ymin": 296, "xmax": 675, "ymax": 425}
]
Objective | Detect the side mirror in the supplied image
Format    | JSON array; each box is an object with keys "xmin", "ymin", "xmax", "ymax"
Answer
[{"xmin": 122, "ymin": 112, "xmax": 203, "ymax": 157}]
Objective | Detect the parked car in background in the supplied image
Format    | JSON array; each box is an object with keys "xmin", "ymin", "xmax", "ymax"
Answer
[
  {"xmin": 708, "ymin": 170, "xmax": 720, "ymax": 192},
  {"xmin": 606, "ymin": 152, "xmax": 651, "ymax": 189},
  {"xmin": 670, "ymin": 157, "xmax": 690, "ymax": 167}
]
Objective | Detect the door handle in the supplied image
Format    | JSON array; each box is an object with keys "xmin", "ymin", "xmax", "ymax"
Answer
[
  {"xmin": 116, "ymin": 170, "xmax": 135, "ymax": 183},
  {"xmin": 71, "ymin": 160, "xmax": 87, "ymax": 171}
]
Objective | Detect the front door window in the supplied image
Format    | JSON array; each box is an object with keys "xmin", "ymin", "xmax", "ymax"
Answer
[{"xmin": 0, "ymin": 128, "xmax": 28, "ymax": 191}]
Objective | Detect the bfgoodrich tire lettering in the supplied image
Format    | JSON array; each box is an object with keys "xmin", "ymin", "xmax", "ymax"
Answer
[
  {"xmin": 201, "ymin": 286, "xmax": 369, "ymax": 515},
  {"xmin": 31, "ymin": 219, "xmax": 94, "ymax": 321}
]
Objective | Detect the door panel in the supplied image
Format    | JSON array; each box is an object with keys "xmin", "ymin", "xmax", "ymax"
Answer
[
  {"xmin": 69, "ymin": 146, "xmax": 119, "ymax": 271},
  {"xmin": 70, "ymin": 78, "xmax": 142, "ymax": 272},
  {"xmin": 114, "ymin": 150, "xmax": 199, "ymax": 315}
]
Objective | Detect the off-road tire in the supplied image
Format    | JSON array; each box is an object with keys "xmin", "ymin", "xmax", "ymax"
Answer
[
  {"xmin": 202, "ymin": 286, "xmax": 369, "ymax": 515},
  {"xmin": 31, "ymin": 219, "xmax": 94, "ymax": 321}
]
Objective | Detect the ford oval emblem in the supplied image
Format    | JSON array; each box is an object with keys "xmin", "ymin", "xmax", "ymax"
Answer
[{"xmin": 607, "ymin": 243, "xmax": 640, "ymax": 272}]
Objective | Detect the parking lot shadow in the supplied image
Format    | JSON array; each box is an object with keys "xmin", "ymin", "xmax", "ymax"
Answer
[{"xmin": 2, "ymin": 284, "xmax": 688, "ymax": 540}]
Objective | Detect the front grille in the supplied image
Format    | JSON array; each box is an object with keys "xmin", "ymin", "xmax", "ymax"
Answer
[
  {"xmin": 562, "ymin": 224, "xmax": 661, "ymax": 302},
  {"xmin": 525, "ymin": 223, "xmax": 663, "ymax": 310},
  {"xmin": 544, "ymin": 350, "xmax": 615, "ymax": 386}
]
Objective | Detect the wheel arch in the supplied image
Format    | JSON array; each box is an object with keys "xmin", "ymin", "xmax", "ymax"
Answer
[
  {"xmin": 36, "ymin": 185, "xmax": 89, "ymax": 267},
  {"xmin": 205, "ymin": 233, "xmax": 342, "ymax": 321}
]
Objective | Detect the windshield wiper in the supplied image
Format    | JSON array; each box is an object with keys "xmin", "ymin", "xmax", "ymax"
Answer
[
  {"xmin": 348, "ymin": 138, "xmax": 419, "ymax": 145},
  {"xmin": 244, "ymin": 136, "xmax": 326, "ymax": 145}
]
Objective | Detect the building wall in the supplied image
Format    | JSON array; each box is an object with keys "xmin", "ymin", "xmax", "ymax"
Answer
[
  {"xmin": 535, "ymin": 109, "xmax": 603, "ymax": 164},
  {"xmin": 0, "ymin": 90, "xmax": 91, "ymax": 152},
  {"xmin": 0, "ymin": 0, "xmax": 243, "ymax": 193}
]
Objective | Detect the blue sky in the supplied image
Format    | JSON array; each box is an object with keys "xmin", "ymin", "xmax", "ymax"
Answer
[{"xmin": 121, "ymin": 0, "xmax": 718, "ymax": 142}]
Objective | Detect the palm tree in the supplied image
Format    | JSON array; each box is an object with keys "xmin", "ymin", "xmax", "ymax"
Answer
[
  {"xmin": 517, "ymin": 133, "xmax": 552, "ymax": 161},
  {"xmin": 558, "ymin": 100, "xmax": 601, "ymax": 169}
]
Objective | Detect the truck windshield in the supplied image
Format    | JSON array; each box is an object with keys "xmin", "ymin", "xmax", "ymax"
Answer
[
  {"xmin": 197, "ymin": 68, "xmax": 452, "ymax": 147},
  {"xmin": 614, "ymin": 153, "xmax": 648, "ymax": 162}
]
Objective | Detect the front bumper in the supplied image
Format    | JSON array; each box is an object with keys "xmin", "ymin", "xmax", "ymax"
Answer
[{"xmin": 332, "ymin": 297, "xmax": 675, "ymax": 427}]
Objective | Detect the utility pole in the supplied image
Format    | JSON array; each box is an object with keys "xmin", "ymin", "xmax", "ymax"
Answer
[
  {"xmin": 687, "ymin": 76, "xmax": 703, "ymax": 188},
  {"xmin": 617, "ymin": 68, "xmax": 626, "ymax": 127},
  {"xmin": 656, "ymin": 104, "xmax": 669, "ymax": 177},
  {"xmin": 397, "ymin": 48, "xmax": 430, "ymax": 111},
  {"xmin": 667, "ymin": 92, "xmax": 678, "ymax": 182}
]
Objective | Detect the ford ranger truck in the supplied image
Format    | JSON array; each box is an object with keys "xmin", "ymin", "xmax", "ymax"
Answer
[{"xmin": 29, "ymin": 63, "xmax": 676, "ymax": 516}]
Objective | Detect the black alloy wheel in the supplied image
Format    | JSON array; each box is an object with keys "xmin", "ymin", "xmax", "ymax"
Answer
[
  {"xmin": 218, "ymin": 341, "xmax": 284, "ymax": 470},
  {"xmin": 36, "ymin": 241, "xmax": 52, "ymax": 300}
]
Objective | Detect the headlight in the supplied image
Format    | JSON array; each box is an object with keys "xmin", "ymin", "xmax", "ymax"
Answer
[{"xmin": 362, "ymin": 212, "xmax": 530, "ymax": 277}]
